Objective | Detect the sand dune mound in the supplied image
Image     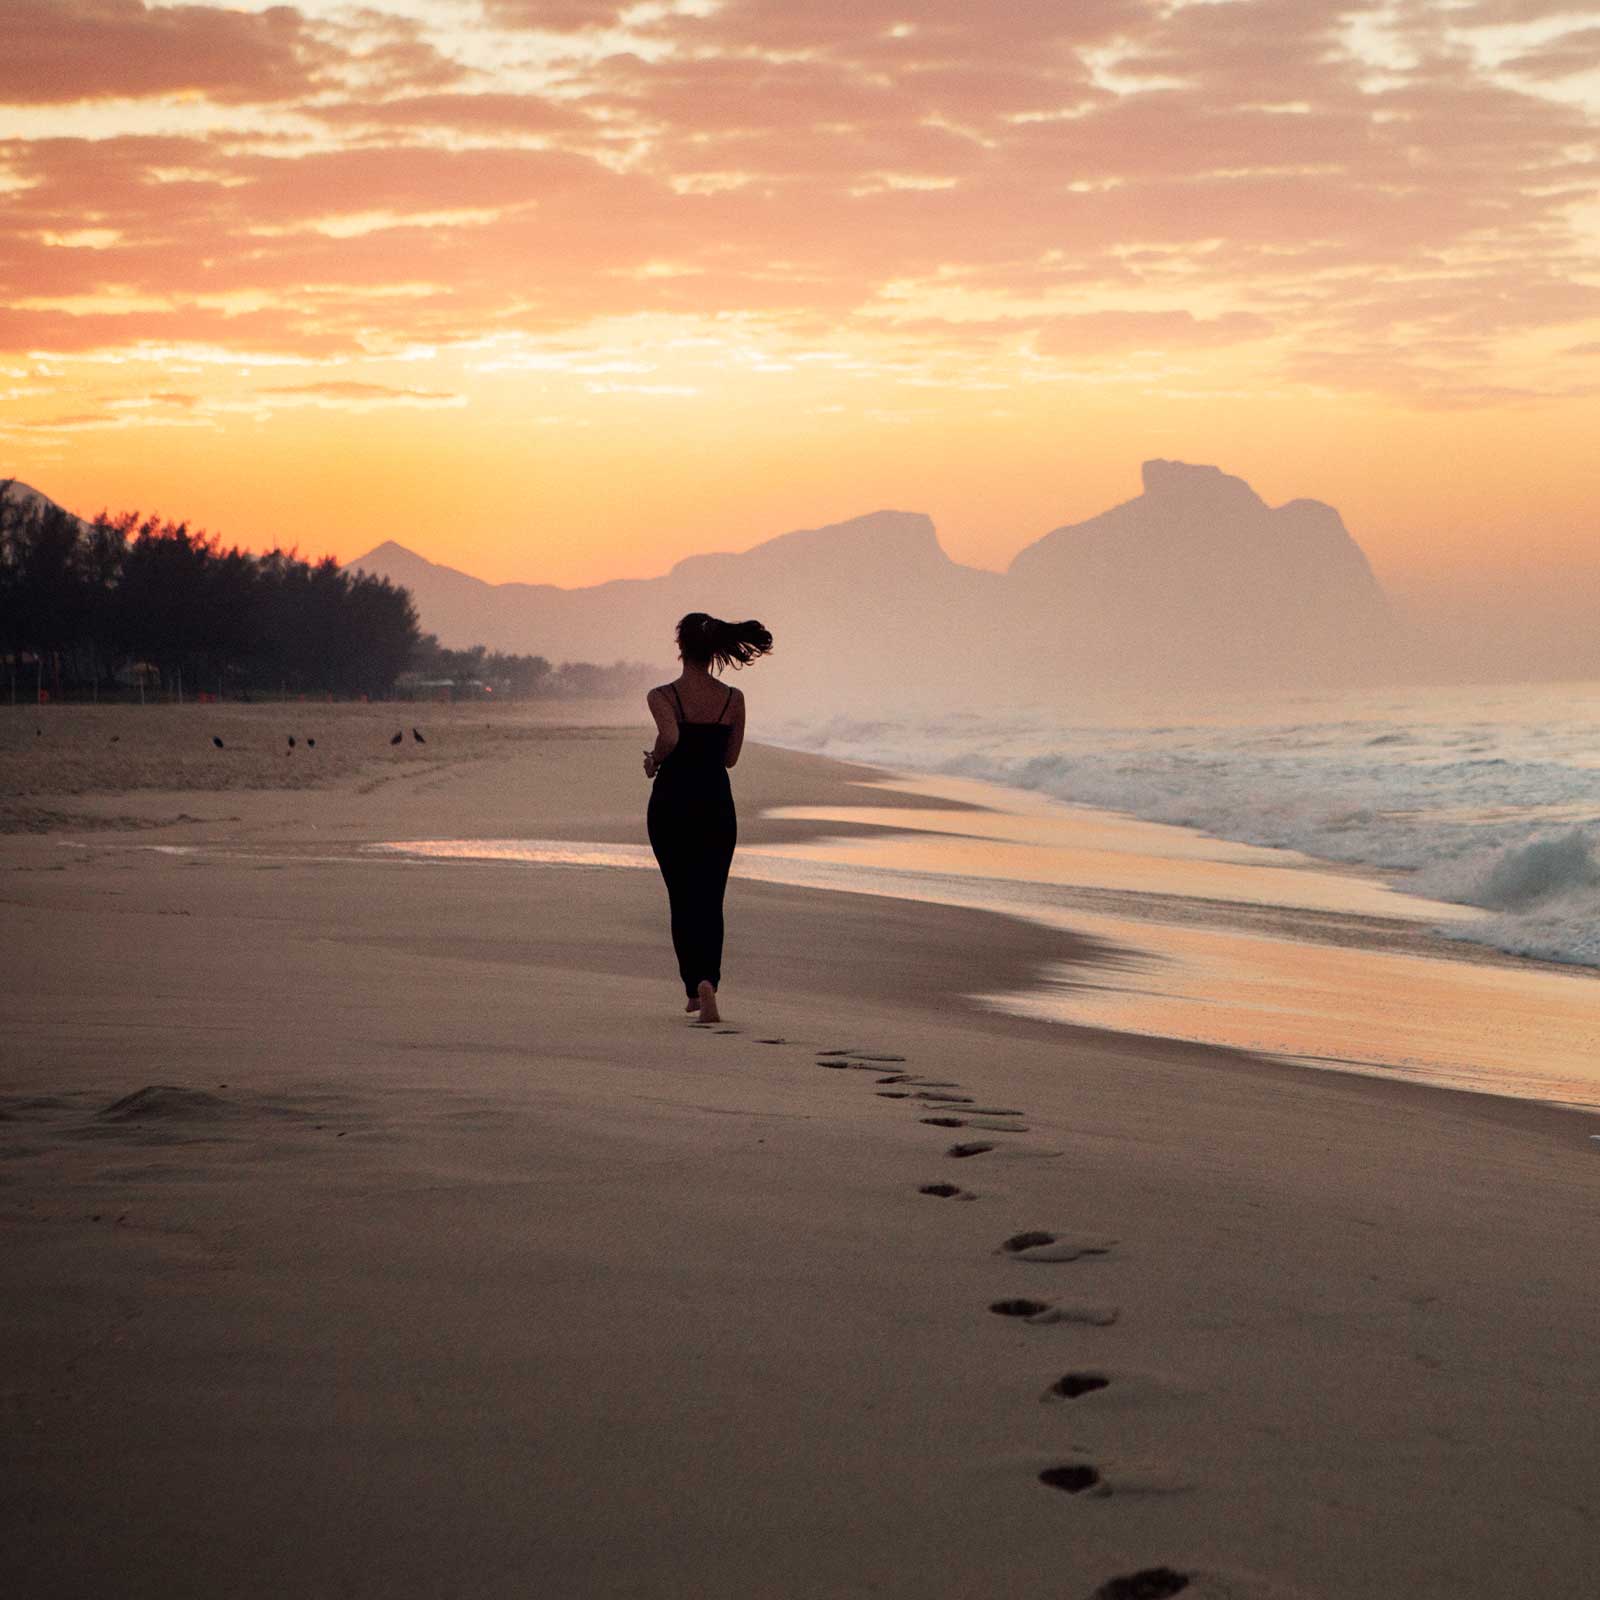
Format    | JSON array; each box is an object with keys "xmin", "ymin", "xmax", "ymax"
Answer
[{"xmin": 95, "ymin": 1086, "xmax": 232, "ymax": 1123}]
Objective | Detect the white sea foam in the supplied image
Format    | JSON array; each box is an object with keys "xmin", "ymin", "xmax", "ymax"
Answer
[{"xmin": 770, "ymin": 681, "xmax": 1600, "ymax": 969}]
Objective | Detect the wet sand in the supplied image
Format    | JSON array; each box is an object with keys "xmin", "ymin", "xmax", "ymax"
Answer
[{"xmin": 2, "ymin": 703, "xmax": 1597, "ymax": 1599}]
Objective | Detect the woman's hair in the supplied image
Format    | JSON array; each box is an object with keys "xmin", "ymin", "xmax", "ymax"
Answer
[{"xmin": 676, "ymin": 612, "xmax": 774, "ymax": 671}]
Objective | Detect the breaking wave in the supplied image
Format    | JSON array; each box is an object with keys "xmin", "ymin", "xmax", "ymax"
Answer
[{"xmin": 771, "ymin": 682, "xmax": 1600, "ymax": 969}]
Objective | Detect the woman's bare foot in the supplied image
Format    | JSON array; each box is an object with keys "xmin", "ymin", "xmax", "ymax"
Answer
[
  {"xmin": 684, "ymin": 996, "xmax": 700, "ymax": 1013},
  {"xmin": 696, "ymin": 980, "xmax": 721, "ymax": 1024}
]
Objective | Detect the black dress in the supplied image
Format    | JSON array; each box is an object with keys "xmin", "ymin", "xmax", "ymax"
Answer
[{"xmin": 647, "ymin": 683, "xmax": 737, "ymax": 1000}]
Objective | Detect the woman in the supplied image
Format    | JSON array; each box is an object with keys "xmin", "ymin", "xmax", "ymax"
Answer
[{"xmin": 644, "ymin": 612, "xmax": 774, "ymax": 1024}]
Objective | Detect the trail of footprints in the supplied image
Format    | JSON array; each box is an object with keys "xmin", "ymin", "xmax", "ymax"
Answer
[
  {"xmin": 810, "ymin": 1040, "xmax": 1197, "ymax": 1598},
  {"xmin": 699, "ymin": 1025, "xmax": 1208, "ymax": 1593}
]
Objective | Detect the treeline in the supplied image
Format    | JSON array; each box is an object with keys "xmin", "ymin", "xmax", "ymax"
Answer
[
  {"xmin": 2, "ymin": 484, "xmax": 659, "ymax": 703},
  {"xmin": 2, "ymin": 486, "xmax": 418, "ymax": 699},
  {"xmin": 405, "ymin": 637, "xmax": 656, "ymax": 700}
]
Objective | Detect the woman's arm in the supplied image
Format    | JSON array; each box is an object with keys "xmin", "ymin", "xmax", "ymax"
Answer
[
  {"xmin": 643, "ymin": 688, "xmax": 678, "ymax": 778},
  {"xmin": 724, "ymin": 689, "xmax": 746, "ymax": 768}
]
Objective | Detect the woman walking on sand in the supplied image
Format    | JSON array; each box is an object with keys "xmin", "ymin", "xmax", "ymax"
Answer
[{"xmin": 644, "ymin": 613, "xmax": 774, "ymax": 1023}]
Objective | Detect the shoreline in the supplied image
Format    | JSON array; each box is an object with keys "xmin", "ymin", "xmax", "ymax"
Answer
[
  {"xmin": 5, "ymin": 705, "xmax": 1598, "ymax": 1597},
  {"xmin": 6, "ymin": 698, "xmax": 1597, "ymax": 1125}
]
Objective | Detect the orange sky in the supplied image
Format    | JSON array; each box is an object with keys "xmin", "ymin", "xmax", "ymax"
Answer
[{"xmin": 3, "ymin": 0, "xmax": 1599, "ymax": 590}]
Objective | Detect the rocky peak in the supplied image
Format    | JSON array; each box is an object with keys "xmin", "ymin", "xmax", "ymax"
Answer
[{"xmin": 1139, "ymin": 459, "xmax": 1265, "ymax": 514}]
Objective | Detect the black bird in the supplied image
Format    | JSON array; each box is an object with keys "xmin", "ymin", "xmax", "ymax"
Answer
[
  {"xmin": 412, "ymin": 727, "xmax": 425, "ymax": 744},
  {"xmin": 306, "ymin": 737, "xmax": 315, "ymax": 748},
  {"xmin": 110, "ymin": 735, "xmax": 119, "ymax": 744},
  {"xmin": 287, "ymin": 735, "xmax": 296, "ymax": 748},
  {"xmin": 212, "ymin": 736, "xmax": 224, "ymax": 749},
  {"xmin": 390, "ymin": 730, "xmax": 403, "ymax": 745}
]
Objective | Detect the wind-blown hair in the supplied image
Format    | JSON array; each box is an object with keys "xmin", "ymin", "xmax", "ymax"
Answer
[{"xmin": 676, "ymin": 612, "xmax": 774, "ymax": 671}]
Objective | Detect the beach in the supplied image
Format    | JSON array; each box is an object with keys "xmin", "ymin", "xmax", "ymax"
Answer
[{"xmin": 3, "ymin": 703, "xmax": 1597, "ymax": 1600}]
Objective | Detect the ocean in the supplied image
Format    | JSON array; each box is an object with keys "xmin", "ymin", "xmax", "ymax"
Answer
[{"xmin": 770, "ymin": 679, "xmax": 1600, "ymax": 972}]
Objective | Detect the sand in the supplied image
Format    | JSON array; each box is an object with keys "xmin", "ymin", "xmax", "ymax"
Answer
[{"xmin": 3, "ymin": 702, "xmax": 1597, "ymax": 1600}]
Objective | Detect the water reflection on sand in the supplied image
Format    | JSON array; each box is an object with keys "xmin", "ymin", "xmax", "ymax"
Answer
[{"xmin": 377, "ymin": 772, "xmax": 1600, "ymax": 1113}]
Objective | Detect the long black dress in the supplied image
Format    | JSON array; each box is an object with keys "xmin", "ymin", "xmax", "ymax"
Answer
[{"xmin": 647, "ymin": 682, "xmax": 737, "ymax": 1000}]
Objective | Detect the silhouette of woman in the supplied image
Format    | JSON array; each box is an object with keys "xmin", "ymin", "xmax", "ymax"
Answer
[{"xmin": 644, "ymin": 613, "xmax": 774, "ymax": 1023}]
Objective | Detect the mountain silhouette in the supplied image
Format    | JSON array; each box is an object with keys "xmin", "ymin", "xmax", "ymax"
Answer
[
  {"xmin": 1006, "ymin": 460, "xmax": 1393, "ymax": 686},
  {"xmin": 347, "ymin": 462, "xmax": 1395, "ymax": 700},
  {"xmin": 350, "ymin": 509, "xmax": 1002, "ymax": 700},
  {"xmin": 1, "ymin": 479, "xmax": 90, "ymax": 532}
]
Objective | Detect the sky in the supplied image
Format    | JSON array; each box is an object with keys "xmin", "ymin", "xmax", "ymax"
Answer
[{"xmin": 2, "ymin": 0, "xmax": 1598, "ymax": 594}]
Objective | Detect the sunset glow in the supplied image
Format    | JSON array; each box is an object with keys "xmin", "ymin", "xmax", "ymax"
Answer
[{"xmin": 4, "ymin": 0, "xmax": 1598, "ymax": 588}]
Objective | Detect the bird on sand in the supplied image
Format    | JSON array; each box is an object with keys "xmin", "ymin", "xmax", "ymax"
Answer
[
  {"xmin": 287, "ymin": 735, "xmax": 296, "ymax": 748},
  {"xmin": 306, "ymin": 737, "xmax": 315, "ymax": 748},
  {"xmin": 212, "ymin": 736, "xmax": 224, "ymax": 749},
  {"xmin": 412, "ymin": 727, "xmax": 426, "ymax": 744},
  {"xmin": 390, "ymin": 730, "xmax": 403, "ymax": 745}
]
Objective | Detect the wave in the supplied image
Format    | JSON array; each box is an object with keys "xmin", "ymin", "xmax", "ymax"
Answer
[{"xmin": 772, "ymin": 686, "xmax": 1600, "ymax": 970}]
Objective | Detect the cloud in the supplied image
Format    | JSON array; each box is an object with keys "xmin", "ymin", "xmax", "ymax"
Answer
[
  {"xmin": 308, "ymin": 92, "xmax": 586, "ymax": 135},
  {"xmin": 2, "ymin": 0, "xmax": 320, "ymax": 105},
  {"xmin": 0, "ymin": 0, "xmax": 1595, "ymax": 413},
  {"xmin": 480, "ymin": 0, "xmax": 631, "ymax": 31},
  {"xmin": 255, "ymin": 379, "xmax": 464, "ymax": 408},
  {"xmin": 1502, "ymin": 26, "xmax": 1600, "ymax": 79},
  {"xmin": 1035, "ymin": 309, "xmax": 1274, "ymax": 357}
]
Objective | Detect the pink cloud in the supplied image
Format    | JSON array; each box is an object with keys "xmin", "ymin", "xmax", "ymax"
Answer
[
  {"xmin": 0, "ymin": 0, "xmax": 1595, "ymax": 408},
  {"xmin": 2, "ymin": 0, "xmax": 319, "ymax": 105}
]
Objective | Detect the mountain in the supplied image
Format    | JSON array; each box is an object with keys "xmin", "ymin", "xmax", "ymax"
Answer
[
  {"xmin": 1006, "ymin": 460, "xmax": 1394, "ymax": 685},
  {"xmin": 1, "ymin": 479, "xmax": 90, "ymax": 532},
  {"xmin": 347, "ymin": 462, "xmax": 1396, "ymax": 701},
  {"xmin": 348, "ymin": 509, "xmax": 1005, "ymax": 701}
]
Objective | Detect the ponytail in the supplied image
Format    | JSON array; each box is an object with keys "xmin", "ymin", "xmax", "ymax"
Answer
[{"xmin": 677, "ymin": 612, "xmax": 774, "ymax": 671}]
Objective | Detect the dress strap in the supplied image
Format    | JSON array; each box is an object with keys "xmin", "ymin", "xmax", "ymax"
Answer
[
  {"xmin": 719, "ymin": 685, "xmax": 735, "ymax": 723},
  {"xmin": 666, "ymin": 684, "xmax": 686, "ymax": 723}
]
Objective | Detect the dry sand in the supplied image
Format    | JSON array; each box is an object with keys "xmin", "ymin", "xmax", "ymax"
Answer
[{"xmin": 2, "ymin": 703, "xmax": 1597, "ymax": 1599}]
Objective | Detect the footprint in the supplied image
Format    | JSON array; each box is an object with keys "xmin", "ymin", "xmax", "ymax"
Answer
[
  {"xmin": 923, "ymin": 1116, "xmax": 1030, "ymax": 1133},
  {"xmin": 998, "ymin": 1231, "xmax": 1116, "ymax": 1263},
  {"xmin": 918, "ymin": 1182, "xmax": 976, "ymax": 1200},
  {"xmin": 947, "ymin": 1142, "xmax": 994, "ymax": 1158},
  {"xmin": 912, "ymin": 1092, "xmax": 974, "ymax": 1104},
  {"xmin": 1043, "ymin": 1373, "xmax": 1110, "ymax": 1401},
  {"xmin": 1047, "ymin": 1457, "xmax": 1191, "ymax": 1497},
  {"xmin": 876, "ymin": 1091, "xmax": 911, "ymax": 1099},
  {"xmin": 990, "ymin": 1297, "xmax": 1052, "ymax": 1318},
  {"xmin": 1039, "ymin": 1463, "xmax": 1103, "ymax": 1495},
  {"xmin": 714, "ymin": 1028, "xmax": 740, "ymax": 1034},
  {"xmin": 966, "ymin": 1107, "xmax": 1026, "ymax": 1117},
  {"xmin": 755, "ymin": 1038, "xmax": 787, "ymax": 1045},
  {"xmin": 876, "ymin": 1074, "xmax": 912, "ymax": 1084},
  {"xmin": 1092, "ymin": 1571, "xmax": 1190, "ymax": 1599},
  {"xmin": 817, "ymin": 1060, "xmax": 853, "ymax": 1070},
  {"xmin": 904, "ymin": 1078, "xmax": 959, "ymax": 1088},
  {"xmin": 988, "ymin": 1298, "xmax": 1119, "ymax": 1327}
]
